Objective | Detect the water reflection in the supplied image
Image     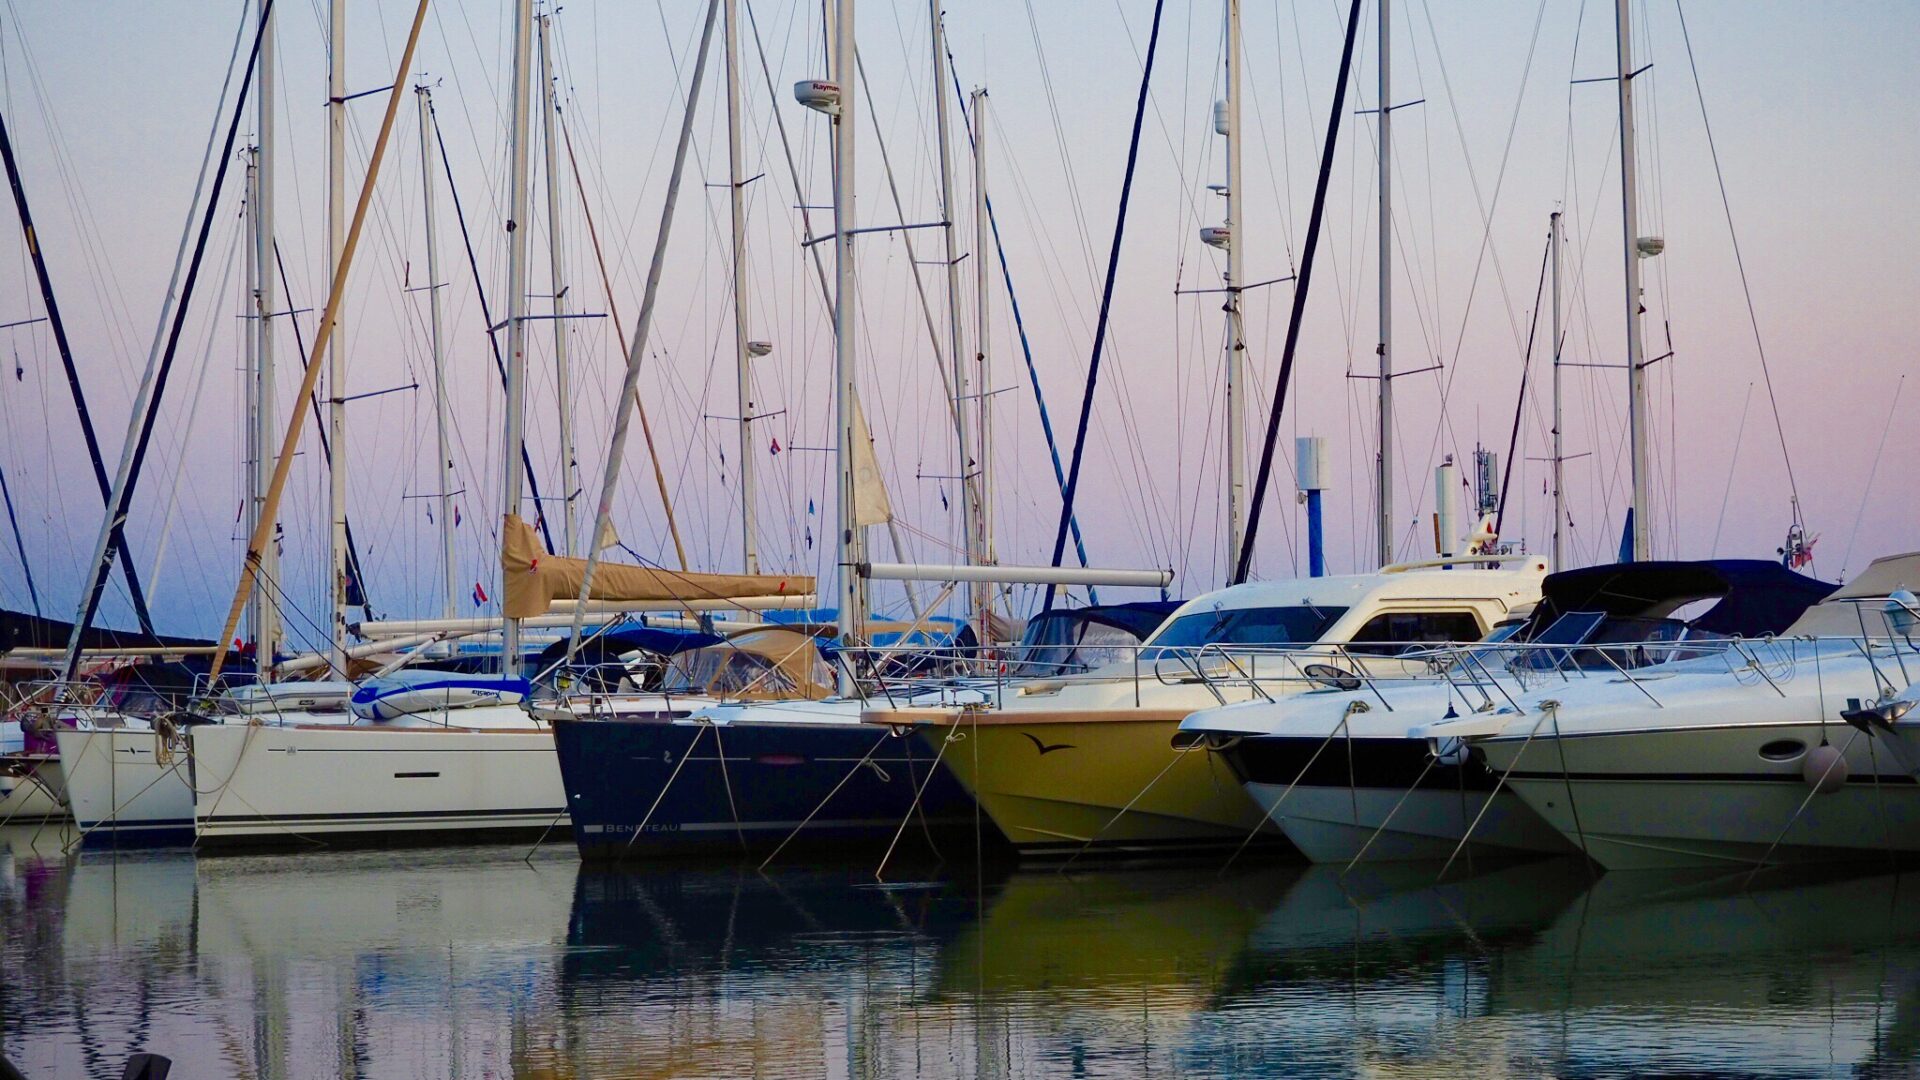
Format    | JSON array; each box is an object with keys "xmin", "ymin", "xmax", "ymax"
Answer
[{"xmin": 5, "ymin": 826, "xmax": 1920, "ymax": 1078}]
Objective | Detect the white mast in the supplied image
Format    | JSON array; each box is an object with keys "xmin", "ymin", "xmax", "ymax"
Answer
[
  {"xmin": 1374, "ymin": 0, "xmax": 1394, "ymax": 567},
  {"xmin": 1615, "ymin": 0, "xmax": 1652, "ymax": 561},
  {"xmin": 929, "ymin": 6, "xmax": 983, "ymax": 634},
  {"xmin": 325, "ymin": 0, "xmax": 350, "ymax": 672},
  {"xmin": 970, "ymin": 87, "xmax": 995, "ymax": 627},
  {"xmin": 724, "ymin": 0, "xmax": 759, "ymax": 574},
  {"xmin": 831, "ymin": 0, "xmax": 866, "ymax": 645},
  {"xmin": 537, "ymin": 11, "xmax": 576, "ymax": 556},
  {"xmin": 1549, "ymin": 209, "xmax": 1564, "ymax": 570},
  {"xmin": 417, "ymin": 85, "xmax": 457, "ymax": 620},
  {"xmin": 1222, "ymin": 0, "xmax": 1248, "ymax": 575},
  {"xmin": 248, "ymin": 0, "xmax": 280, "ymax": 679},
  {"xmin": 499, "ymin": 0, "xmax": 536, "ymax": 666}
]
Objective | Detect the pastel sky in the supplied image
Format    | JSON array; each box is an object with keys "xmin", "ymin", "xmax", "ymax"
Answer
[{"xmin": 0, "ymin": 0, "xmax": 1913, "ymax": 642}]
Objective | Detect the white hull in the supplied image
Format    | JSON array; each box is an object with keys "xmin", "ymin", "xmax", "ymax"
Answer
[
  {"xmin": 1484, "ymin": 720, "xmax": 1920, "ymax": 870},
  {"xmin": 0, "ymin": 768, "xmax": 68, "ymax": 824},
  {"xmin": 1250, "ymin": 782, "xmax": 1576, "ymax": 863},
  {"xmin": 190, "ymin": 720, "xmax": 567, "ymax": 846},
  {"xmin": 51, "ymin": 727, "xmax": 196, "ymax": 845}
]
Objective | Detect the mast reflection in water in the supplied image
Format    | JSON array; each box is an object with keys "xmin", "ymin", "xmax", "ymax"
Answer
[{"xmin": 5, "ymin": 828, "xmax": 1920, "ymax": 1077}]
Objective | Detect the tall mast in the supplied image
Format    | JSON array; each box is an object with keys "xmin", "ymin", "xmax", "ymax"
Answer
[
  {"xmin": 251, "ymin": 0, "xmax": 279, "ymax": 678},
  {"xmin": 418, "ymin": 85, "xmax": 457, "ymax": 620},
  {"xmin": 500, "ymin": 0, "xmax": 536, "ymax": 666},
  {"xmin": 1549, "ymin": 209, "xmax": 1564, "ymax": 569},
  {"xmin": 724, "ymin": 0, "xmax": 759, "ymax": 573},
  {"xmin": 1374, "ymin": 0, "xmax": 1394, "ymax": 567},
  {"xmin": 1222, "ymin": 0, "xmax": 1247, "ymax": 575},
  {"xmin": 970, "ymin": 87, "xmax": 994, "ymax": 627},
  {"xmin": 830, "ymin": 0, "xmax": 866, "ymax": 644},
  {"xmin": 537, "ymin": 11, "xmax": 576, "ymax": 556},
  {"xmin": 1615, "ymin": 0, "xmax": 1651, "ymax": 561},
  {"xmin": 930, "ymin": 5, "xmax": 981, "ymax": 629},
  {"xmin": 325, "ymin": 0, "xmax": 350, "ymax": 671}
]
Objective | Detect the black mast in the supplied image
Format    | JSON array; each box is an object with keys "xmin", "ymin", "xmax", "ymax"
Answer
[
  {"xmin": 1232, "ymin": 0, "xmax": 1365, "ymax": 585},
  {"xmin": 63, "ymin": 0, "xmax": 272, "ymax": 679},
  {"xmin": 1040, "ymin": 0, "xmax": 1170, "ymax": 611},
  {"xmin": 0, "ymin": 105, "xmax": 157, "ymax": 633}
]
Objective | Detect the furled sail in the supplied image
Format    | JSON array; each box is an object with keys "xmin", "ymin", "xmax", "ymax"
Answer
[
  {"xmin": 501, "ymin": 514, "xmax": 812, "ymax": 618},
  {"xmin": 850, "ymin": 394, "xmax": 893, "ymax": 527}
]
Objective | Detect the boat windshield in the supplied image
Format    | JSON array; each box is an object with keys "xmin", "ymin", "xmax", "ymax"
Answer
[
  {"xmin": 1510, "ymin": 612, "xmax": 1699, "ymax": 672},
  {"xmin": 1143, "ymin": 605, "xmax": 1349, "ymax": 658},
  {"xmin": 660, "ymin": 648, "xmax": 806, "ymax": 698},
  {"xmin": 1006, "ymin": 620, "xmax": 1151, "ymax": 678}
]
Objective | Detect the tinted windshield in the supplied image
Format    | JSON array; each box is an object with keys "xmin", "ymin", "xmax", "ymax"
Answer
[
  {"xmin": 1007, "ymin": 620, "xmax": 1150, "ymax": 677},
  {"xmin": 1145, "ymin": 605, "xmax": 1348, "ymax": 656}
]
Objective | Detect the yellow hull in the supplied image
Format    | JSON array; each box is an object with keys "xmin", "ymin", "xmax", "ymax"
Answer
[{"xmin": 929, "ymin": 711, "xmax": 1284, "ymax": 856}]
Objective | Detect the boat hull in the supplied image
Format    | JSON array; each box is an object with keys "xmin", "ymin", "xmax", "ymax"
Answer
[
  {"xmin": 190, "ymin": 723, "xmax": 567, "ymax": 848},
  {"xmin": 553, "ymin": 717, "xmax": 978, "ymax": 859},
  {"xmin": 931, "ymin": 712, "xmax": 1285, "ymax": 858},
  {"xmin": 52, "ymin": 727, "xmax": 195, "ymax": 847},
  {"xmin": 1481, "ymin": 721, "xmax": 1920, "ymax": 869},
  {"xmin": 1231, "ymin": 736, "xmax": 1576, "ymax": 862},
  {"xmin": 0, "ymin": 761, "xmax": 69, "ymax": 825}
]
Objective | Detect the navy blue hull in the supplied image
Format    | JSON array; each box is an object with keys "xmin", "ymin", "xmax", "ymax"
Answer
[{"xmin": 554, "ymin": 717, "xmax": 987, "ymax": 860}]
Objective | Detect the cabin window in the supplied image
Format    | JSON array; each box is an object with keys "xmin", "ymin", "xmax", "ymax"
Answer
[
  {"xmin": 1344, "ymin": 611, "xmax": 1485, "ymax": 655},
  {"xmin": 1144, "ymin": 606, "xmax": 1349, "ymax": 655}
]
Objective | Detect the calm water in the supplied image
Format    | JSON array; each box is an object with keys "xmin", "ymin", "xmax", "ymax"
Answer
[{"xmin": 5, "ymin": 828, "xmax": 1920, "ymax": 1078}]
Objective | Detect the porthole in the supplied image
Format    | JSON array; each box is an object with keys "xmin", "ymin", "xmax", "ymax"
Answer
[{"xmin": 1758, "ymin": 739, "xmax": 1806, "ymax": 763}]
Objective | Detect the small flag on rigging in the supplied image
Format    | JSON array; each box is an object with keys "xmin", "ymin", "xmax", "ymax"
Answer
[
  {"xmin": 770, "ymin": 437, "xmax": 782, "ymax": 455},
  {"xmin": 472, "ymin": 580, "xmax": 489, "ymax": 607}
]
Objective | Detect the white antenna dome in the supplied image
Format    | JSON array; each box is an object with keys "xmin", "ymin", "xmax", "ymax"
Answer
[
  {"xmin": 794, "ymin": 80, "xmax": 840, "ymax": 116},
  {"xmin": 1199, "ymin": 225, "xmax": 1231, "ymax": 250},
  {"xmin": 1212, "ymin": 99, "xmax": 1230, "ymax": 136},
  {"xmin": 1635, "ymin": 235, "xmax": 1665, "ymax": 258}
]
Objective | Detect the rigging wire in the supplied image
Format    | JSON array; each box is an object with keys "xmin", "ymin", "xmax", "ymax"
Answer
[
  {"xmin": 1042, "ymin": 0, "xmax": 1170, "ymax": 611},
  {"xmin": 1234, "ymin": 0, "xmax": 1366, "ymax": 586},
  {"xmin": 1672, "ymin": 0, "xmax": 1804, "ymax": 531}
]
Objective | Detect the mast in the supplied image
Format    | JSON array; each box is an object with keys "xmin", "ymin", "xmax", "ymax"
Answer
[
  {"xmin": 929, "ymin": 5, "xmax": 981, "ymax": 627},
  {"xmin": 249, "ymin": 0, "xmax": 280, "ymax": 678},
  {"xmin": 724, "ymin": 0, "xmax": 759, "ymax": 573},
  {"xmin": 325, "ymin": 0, "xmax": 350, "ymax": 671},
  {"xmin": 537, "ymin": 11, "xmax": 576, "ymax": 556},
  {"xmin": 500, "ymin": 0, "xmax": 536, "ymax": 666},
  {"xmin": 0, "ymin": 102, "xmax": 156, "ymax": 633},
  {"xmin": 1222, "ymin": 0, "xmax": 1248, "ymax": 574},
  {"xmin": 970, "ymin": 87, "xmax": 994, "ymax": 629},
  {"xmin": 831, "ymin": 0, "xmax": 867, "ymax": 644},
  {"xmin": 1374, "ymin": 0, "xmax": 1393, "ymax": 567},
  {"xmin": 418, "ymin": 85, "xmax": 457, "ymax": 620},
  {"xmin": 1549, "ymin": 209, "xmax": 1564, "ymax": 569},
  {"xmin": 1615, "ymin": 0, "xmax": 1651, "ymax": 561}
]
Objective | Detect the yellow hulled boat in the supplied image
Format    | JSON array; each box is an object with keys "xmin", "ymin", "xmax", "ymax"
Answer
[{"xmin": 869, "ymin": 558, "xmax": 1548, "ymax": 857}]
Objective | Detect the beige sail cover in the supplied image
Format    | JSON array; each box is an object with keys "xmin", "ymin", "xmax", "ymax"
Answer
[
  {"xmin": 501, "ymin": 514, "xmax": 813, "ymax": 618},
  {"xmin": 1782, "ymin": 551, "xmax": 1920, "ymax": 636}
]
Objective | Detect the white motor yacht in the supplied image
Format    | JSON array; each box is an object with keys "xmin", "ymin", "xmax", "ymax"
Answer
[{"xmin": 1180, "ymin": 560, "xmax": 1837, "ymax": 863}]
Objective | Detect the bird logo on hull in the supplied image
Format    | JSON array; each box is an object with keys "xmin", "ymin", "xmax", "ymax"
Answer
[{"xmin": 1022, "ymin": 732, "xmax": 1075, "ymax": 756}]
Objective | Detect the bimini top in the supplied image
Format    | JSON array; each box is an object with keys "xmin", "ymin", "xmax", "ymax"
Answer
[
  {"xmin": 1532, "ymin": 559, "xmax": 1836, "ymax": 638},
  {"xmin": 1023, "ymin": 601, "xmax": 1183, "ymax": 643},
  {"xmin": 532, "ymin": 623, "xmax": 724, "ymax": 675}
]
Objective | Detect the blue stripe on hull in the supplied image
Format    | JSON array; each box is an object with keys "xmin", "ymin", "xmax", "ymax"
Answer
[
  {"xmin": 74, "ymin": 819, "xmax": 195, "ymax": 849},
  {"xmin": 553, "ymin": 717, "xmax": 983, "ymax": 859}
]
